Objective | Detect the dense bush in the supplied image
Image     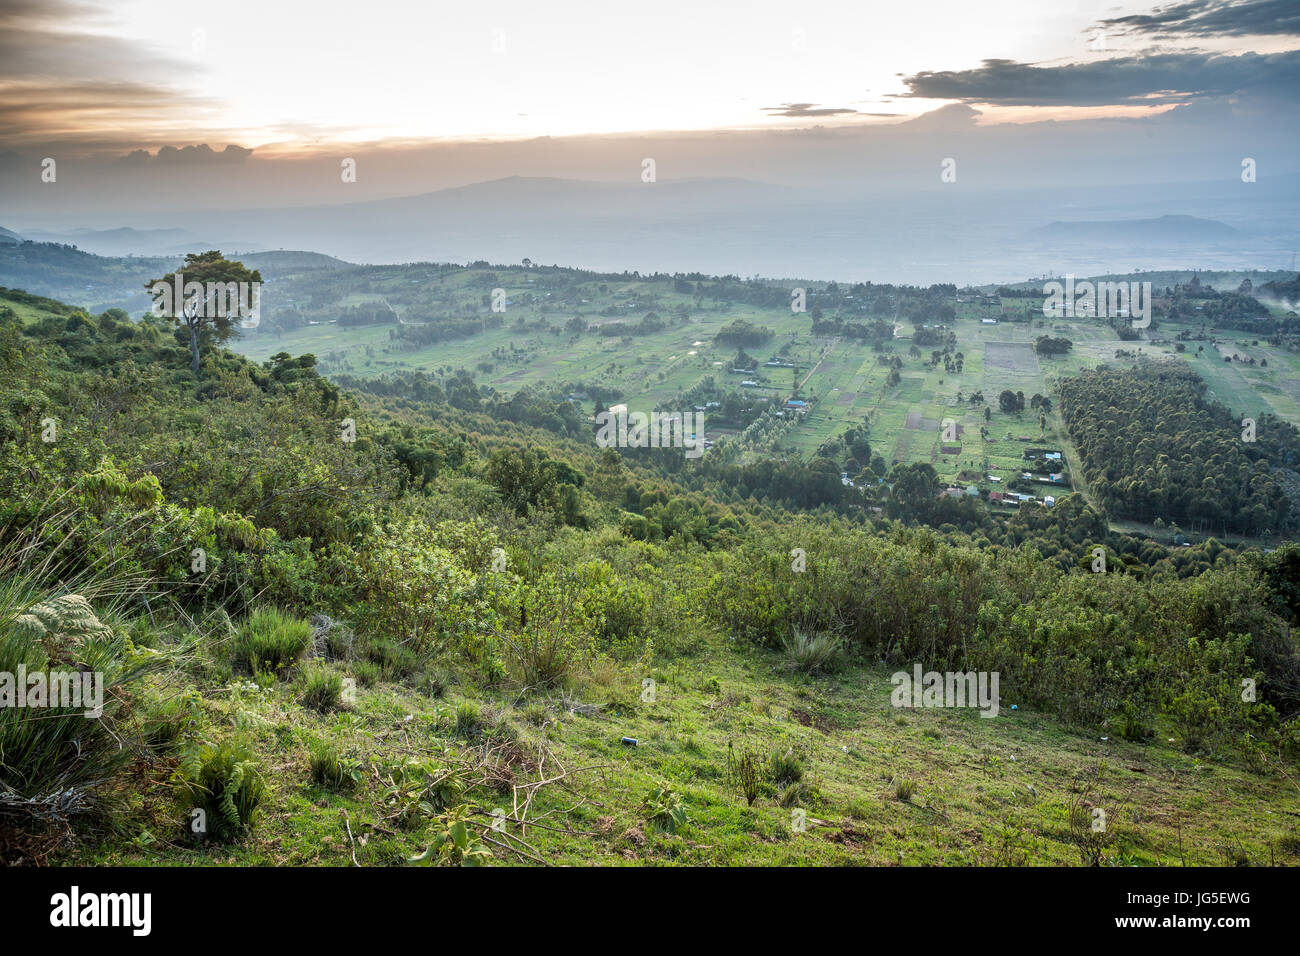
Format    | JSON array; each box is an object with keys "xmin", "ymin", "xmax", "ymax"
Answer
[{"xmin": 705, "ymin": 524, "xmax": 1297, "ymax": 753}]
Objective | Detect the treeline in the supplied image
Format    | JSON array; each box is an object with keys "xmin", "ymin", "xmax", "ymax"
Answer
[
  {"xmin": 337, "ymin": 369, "xmax": 585, "ymax": 438},
  {"xmin": 337, "ymin": 303, "xmax": 397, "ymax": 327},
  {"xmin": 1059, "ymin": 362, "xmax": 1293, "ymax": 535},
  {"xmin": 714, "ymin": 319, "xmax": 773, "ymax": 346},
  {"xmin": 809, "ymin": 316, "xmax": 893, "ymax": 344},
  {"xmin": 1163, "ymin": 281, "xmax": 1296, "ymax": 335},
  {"xmin": 391, "ymin": 314, "xmax": 500, "ymax": 346},
  {"xmin": 699, "ymin": 456, "xmax": 849, "ymax": 510},
  {"xmin": 1035, "ymin": 335, "xmax": 1073, "ymax": 355}
]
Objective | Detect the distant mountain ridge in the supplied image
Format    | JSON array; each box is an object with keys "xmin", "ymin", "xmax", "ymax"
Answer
[
  {"xmin": 6, "ymin": 175, "xmax": 1296, "ymax": 286},
  {"xmin": 1031, "ymin": 215, "xmax": 1239, "ymax": 242},
  {"xmin": 20, "ymin": 226, "xmax": 269, "ymax": 257}
]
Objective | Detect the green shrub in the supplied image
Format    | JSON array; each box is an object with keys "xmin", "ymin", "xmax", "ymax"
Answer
[
  {"xmin": 359, "ymin": 635, "xmax": 423, "ymax": 683},
  {"xmin": 500, "ymin": 617, "xmax": 574, "ymax": 689},
  {"xmin": 1114, "ymin": 701, "xmax": 1153, "ymax": 742},
  {"xmin": 175, "ymin": 742, "xmax": 266, "ymax": 842},
  {"xmin": 233, "ymin": 607, "xmax": 312, "ymax": 676},
  {"xmin": 574, "ymin": 561, "xmax": 650, "ymax": 658}
]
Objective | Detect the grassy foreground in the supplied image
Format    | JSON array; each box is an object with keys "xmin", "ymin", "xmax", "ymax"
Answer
[{"xmin": 67, "ymin": 640, "xmax": 1300, "ymax": 868}]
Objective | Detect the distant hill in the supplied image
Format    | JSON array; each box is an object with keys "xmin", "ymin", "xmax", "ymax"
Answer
[
  {"xmin": 21, "ymin": 226, "xmax": 266, "ymax": 258},
  {"xmin": 0, "ymin": 241, "xmax": 350, "ymax": 314},
  {"xmin": 0, "ymin": 226, "xmax": 23, "ymax": 244},
  {"xmin": 1031, "ymin": 215, "xmax": 1239, "ymax": 242},
  {"xmin": 983, "ymin": 269, "xmax": 1296, "ymax": 294},
  {"xmin": 11, "ymin": 177, "xmax": 1297, "ymax": 284},
  {"xmin": 238, "ymin": 250, "xmax": 354, "ymax": 272}
]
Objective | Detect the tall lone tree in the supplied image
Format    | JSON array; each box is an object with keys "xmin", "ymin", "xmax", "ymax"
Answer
[{"xmin": 147, "ymin": 250, "xmax": 262, "ymax": 375}]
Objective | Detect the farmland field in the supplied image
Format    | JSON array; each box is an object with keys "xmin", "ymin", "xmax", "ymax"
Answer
[{"xmin": 233, "ymin": 267, "xmax": 1300, "ymax": 518}]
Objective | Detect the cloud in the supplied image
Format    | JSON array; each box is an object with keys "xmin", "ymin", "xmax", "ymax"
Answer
[
  {"xmin": 896, "ymin": 51, "xmax": 1300, "ymax": 106},
  {"xmin": 896, "ymin": 103, "xmax": 982, "ymax": 128},
  {"xmin": 118, "ymin": 144, "xmax": 254, "ymax": 166},
  {"xmin": 0, "ymin": 0, "xmax": 216, "ymax": 150},
  {"xmin": 1099, "ymin": 0, "xmax": 1300, "ymax": 39},
  {"xmin": 760, "ymin": 102, "xmax": 861, "ymax": 118}
]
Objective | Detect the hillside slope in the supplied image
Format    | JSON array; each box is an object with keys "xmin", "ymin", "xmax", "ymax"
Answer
[{"xmin": 0, "ymin": 286, "xmax": 1297, "ymax": 867}]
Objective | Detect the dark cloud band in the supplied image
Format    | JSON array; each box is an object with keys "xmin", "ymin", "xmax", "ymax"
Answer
[
  {"xmin": 898, "ymin": 50, "xmax": 1300, "ymax": 106},
  {"xmin": 1100, "ymin": 0, "xmax": 1300, "ymax": 39}
]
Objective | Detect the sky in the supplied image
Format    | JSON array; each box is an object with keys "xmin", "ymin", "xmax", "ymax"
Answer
[
  {"xmin": 1, "ymin": 0, "xmax": 1297, "ymax": 264},
  {"xmin": 4, "ymin": 0, "xmax": 1298, "ymax": 152}
]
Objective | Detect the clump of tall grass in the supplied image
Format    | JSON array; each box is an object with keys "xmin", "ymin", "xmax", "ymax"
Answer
[
  {"xmin": 727, "ymin": 742, "xmax": 764, "ymax": 807},
  {"xmin": 454, "ymin": 700, "xmax": 485, "ymax": 738},
  {"xmin": 310, "ymin": 613, "xmax": 353, "ymax": 661},
  {"xmin": 298, "ymin": 664, "xmax": 344, "ymax": 713},
  {"xmin": 232, "ymin": 607, "xmax": 312, "ymax": 676},
  {"xmin": 0, "ymin": 493, "xmax": 176, "ymax": 830},
  {"xmin": 782, "ymin": 627, "xmax": 843, "ymax": 674},
  {"xmin": 308, "ymin": 741, "xmax": 360, "ymax": 790},
  {"xmin": 768, "ymin": 747, "xmax": 804, "ymax": 787},
  {"xmin": 0, "ymin": 582, "xmax": 152, "ymax": 825}
]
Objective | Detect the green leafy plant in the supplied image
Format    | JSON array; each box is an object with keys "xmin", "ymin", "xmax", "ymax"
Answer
[
  {"xmin": 381, "ymin": 759, "xmax": 466, "ymax": 828},
  {"xmin": 175, "ymin": 742, "xmax": 266, "ymax": 842},
  {"xmin": 641, "ymin": 786, "xmax": 687, "ymax": 833},
  {"xmin": 409, "ymin": 805, "xmax": 491, "ymax": 866}
]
